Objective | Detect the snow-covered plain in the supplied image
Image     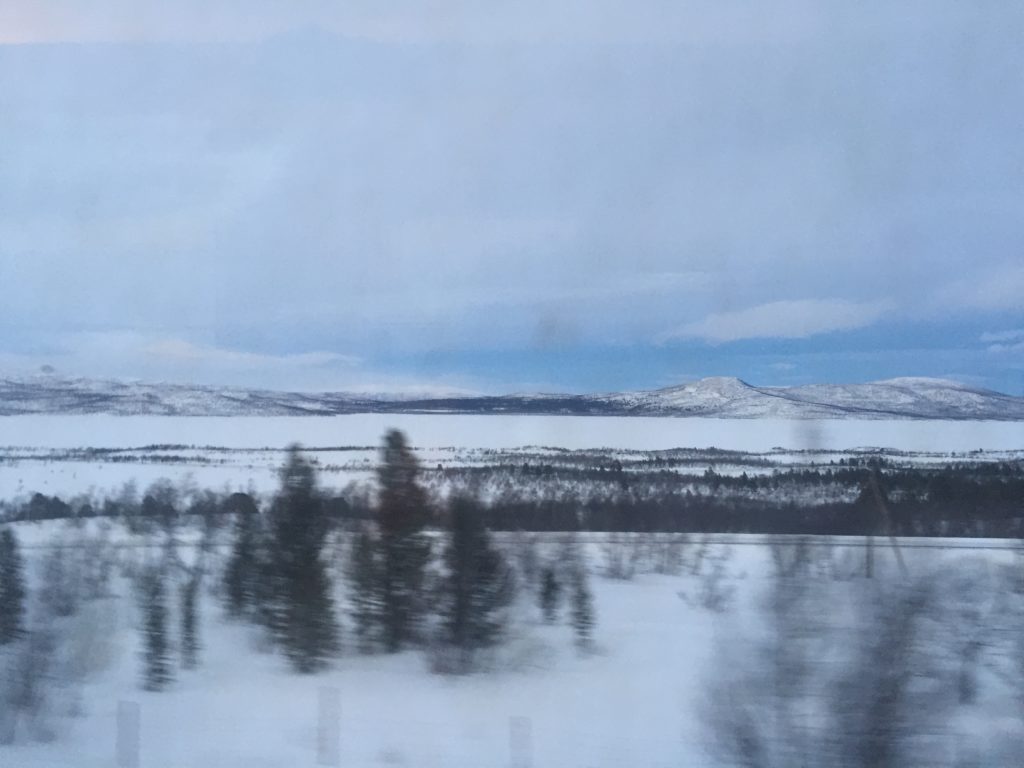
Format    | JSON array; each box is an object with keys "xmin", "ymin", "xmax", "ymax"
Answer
[
  {"xmin": 3, "ymin": 525, "xmax": 1020, "ymax": 768},
  {"xmin": 3, "ymin": 560, "xmax": 718, "ymax": 766},
  {"xmin": 1, "ymin": 411, "xmax": 1023, "ymax": 766}
]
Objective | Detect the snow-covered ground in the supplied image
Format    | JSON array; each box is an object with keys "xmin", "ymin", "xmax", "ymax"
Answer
[
  {"xmin": 2, "ymin": 523, "xmax": 1021, "ymax": 768},
  {"xmin": 2, "ymin": 416, "xmax": 1022, "ymax": 766},
  {"xmin": 4, "ymin": 569, "xmax": 720, "ymax": 767}
]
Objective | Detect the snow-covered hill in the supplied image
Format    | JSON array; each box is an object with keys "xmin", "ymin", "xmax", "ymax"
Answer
[
  {"xmin": 605, "ymin": 376, "xmax": 1024, "ymax": 419},
  {"xmin": 0, "ymin": 375, "xmax": 373, "ymax": 416},
  {"xmin": 1, "ymin": 373, "xmax": 1022, "ymax": 420}
]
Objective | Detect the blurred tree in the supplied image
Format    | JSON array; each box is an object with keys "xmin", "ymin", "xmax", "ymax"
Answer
[
  {"xmin": 437, "ymin": 496, "xmax": 515, "ymax": 669},
  {"xmin": 346, "ymin": 525, "xmax": 381, "ymax": 653},
  {"xmin": 180, "ymin": 574, "xmax": 201, "ymax": 670},
  {"xmin": 539, "ymin": 567, "xmax": 561, "ymax": 623},
  {"xmin": 139, "ymin": 567, "xmax": 173, "ymax": 691},
  {"xmin": 265, "ymin": 445, "xmax": 338, "ymax": 672},
  {"xmin": 570, "ymin": 560, "xmax": 595, "ymax": 652},
  {"xmin": 0, "ymin": 528, "xmax": 26, "ymax": 644},
  {"xmin": 224, "ymin": 502, "xmax": 260, "ymax": 618},
  {"xmin": 39, "ymin": 546, "xmax": 77, "ymax": 618},
  {"xmin": 376, "ymin": 430, "xmax": 432, "ymax": 652}
]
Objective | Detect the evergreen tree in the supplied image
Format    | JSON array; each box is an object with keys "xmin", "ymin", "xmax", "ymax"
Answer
[
  {"xmin": 179, "ymin": 574, "xmax": 201, "ymax": 669},
  {"xmin": 0, "ymin": 528, "xmax": 26, "ymax": 645},
  {"xmin": 438, "ymin": 497, "xmax": 515, "ymax": 669},
  {"xmin": 283, "ymin": 553, "xmax": 338, "ymax": 673},
  {"xmin": 266, "ymin": 445, "xmax": 338, "ymax": 672},
  {"xmin": 514, "ymin": 531, "xmax": 540, "ymax": 590},
  {"xmin": 346, "ymin": 526, "xmax": 381, "ymax": 653},
  {"xmin": 539, "ymin": 567, "xmax": 561, "ymax": 623},
  {"xmin": 252, "ymin": 538, "xmax": 280, "ymax": 639},
  {"xmin": 39, "ymin": 546, "xmax": 77, "ymax": 618},
  {"xmin": 2, "ymin": 626, "xmax": 57, "ymax": 743},
  {"xmin": 223, "ymin": 503, "xmax": 260, "ymax": 618},
  {"xmin": 570, "ymin": 563, "xmax": 596, "ymax": 652},
  {"xmin": 376, "ymin": 430, "xmax": 432, "ymax": 652},
  {"xmin": 139, "ymin": 567, "xmax": 173, "ymax": 691}
]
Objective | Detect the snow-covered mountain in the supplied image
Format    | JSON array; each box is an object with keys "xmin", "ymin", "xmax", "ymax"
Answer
[
  {"xmin": 1, "ymin": 373, "xmax": 1022, "ymax": 420},
  {"xmin": 600, "ymin": 376, "xmax": 1024, "ymax": 420},
  {"xmin": 0, "ymin": 375, "xmax": 373, "ymax": 416}
]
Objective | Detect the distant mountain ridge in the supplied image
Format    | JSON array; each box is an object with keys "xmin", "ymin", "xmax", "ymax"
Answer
[{"xmin": 1, "ymin": 374, "xmax": 1022, "ymax": 420}]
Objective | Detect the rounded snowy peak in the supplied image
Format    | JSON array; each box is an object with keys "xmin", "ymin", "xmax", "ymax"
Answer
[{"xmin": 659, "ymin": 376, "xmax": 753, "ymax": 395}]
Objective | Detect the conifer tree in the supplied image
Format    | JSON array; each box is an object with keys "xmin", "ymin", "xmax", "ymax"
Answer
[
  {"xmin": 2, "ymin": 626, "xmax": 57, "ymax": 743},
  {"xmin": 39, "ymin": 546, "xmax": 77, "ymax": 618},
  {"xmin": 0, "ymin": 528, "xmax": 26, "ymax": 645},
  {"xmin": 283, "ymin": 553, "xmax": 338, "ymax": 673},
  {"xmin": 539, "ymin": 567, "xmax": 561, "ymax": 623},
  {"xmin": 139, "ymin": 567, "xmax": 173, "ymax": 691},
  {"xmin": 346, "ymin": 526, "xmax": 381, "ymax": 653},
  {"xmin": 563, "ymin": 536, "xmax": 596, "ymax": 651},
  {"xmin": 266, "ymin": 445, "xmax": 338, "ymax": 672},
  {"xmin": 224, "ymin": 502, "xmax": 260, "ymax": 618},
  {"xmin": 438, "ymin": 497, "xmax": 515, "ymax": 669},
  {"xmin": 514, "ymin": 531, "xmax": 540, "ymax": 590},
  {"xmin": 570, "ymin": 564, "xmax": 596, "ymax": 652},
  {"xmin": 180, "ymin": 574, "xmax": 201, "ymax": 669},
  {"xmin": 376, "ymin": 430, "xmax": 432, "ymax": 652}
]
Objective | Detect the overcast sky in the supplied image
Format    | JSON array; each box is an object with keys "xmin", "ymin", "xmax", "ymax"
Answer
[{"xmin": 1, "ymin": 1, "xmax": 1022, "ymax": 394}]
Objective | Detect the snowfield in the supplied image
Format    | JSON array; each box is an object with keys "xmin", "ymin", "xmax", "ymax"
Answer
[
  {"xmin": 4, "ymin": 565, "xmax": 720, "ymax": 767},
  {"xmin": 3, "ymin": 524, "xmax": 1021, "ymax": 768},
  {"xmin": 1, "ymin": 415, "xmax": 1022, "ymax": 765}
]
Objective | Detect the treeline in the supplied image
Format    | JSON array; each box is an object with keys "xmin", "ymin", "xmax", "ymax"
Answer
[
  {"xmin": 3, "ymin": 449, "xmax": 1023, "ymax": 538},
  {"xmin": 477, "ymin": 481, "xmax": 1024, "ymax": 537},
  {"xmin": 450, "ymin": 457, "xmax": 1024, "ymax": 537}
]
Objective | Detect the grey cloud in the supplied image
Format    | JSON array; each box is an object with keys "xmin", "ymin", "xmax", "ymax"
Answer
[
  {"xmin": 1, "ymin": 2, "xmax": 1022, "ymax": 387},
  {"xmin": 660, "ymin": 299, "xmax": 892, "ymax": 344},
  {"xmin": 980, "ymin": 329, "xmax": 1024, "ymax": 344}
]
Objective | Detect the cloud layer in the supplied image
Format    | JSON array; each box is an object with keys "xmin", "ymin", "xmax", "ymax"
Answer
[
  {"xmin": 1, "ymin": 2, "xmax": 1022, "ymax": 392},
  {"xmin": 662, "ymin": 299, "xmax": 891, "ymax": 343}
]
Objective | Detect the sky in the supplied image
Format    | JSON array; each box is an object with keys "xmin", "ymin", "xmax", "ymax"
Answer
[{"xmin": 1, "ymin": 1, "xmax": 1023, "ymax": 395}]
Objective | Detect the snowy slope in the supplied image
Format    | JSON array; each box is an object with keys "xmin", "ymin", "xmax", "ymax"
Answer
[
  {"xmin": 2, "ymin": 373, "xmax": 1023, "ymax": 420},
  {"xmin": 599, "ymin": 376, "xmax": 830, "ymax": 418},
  {"xmin": 776, "ymin": 377, "xmax": 1024, "ymax": 420},
  {"xmin": 604, "ymin": 376, "xmax": 1024, "ymax": 420},
  {"xmin": 0, "ymin": 375, "xmax": 373, "ymax": 416}
]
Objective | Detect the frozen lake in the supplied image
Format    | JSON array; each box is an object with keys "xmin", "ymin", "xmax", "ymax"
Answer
[{"xmin": 2, "ymin": 414, "xmax": 1022, "ymax": 453}]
